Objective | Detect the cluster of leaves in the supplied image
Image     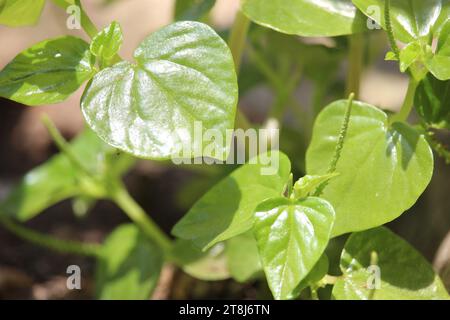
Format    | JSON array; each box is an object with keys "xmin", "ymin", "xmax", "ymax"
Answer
[{"xmin": 0, "ymin": 0, "xmax": 449, "ymax": 300}]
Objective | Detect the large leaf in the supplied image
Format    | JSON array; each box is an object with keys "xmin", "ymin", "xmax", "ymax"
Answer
[
  {"xmin": 226, "ymin": 232, "xmax": 262, "ymax": 283},
  {"xmin": 415, "ymin": 74, "xmax": 450, "ymax": 129},
  {"xmin": 254, "ymin": 197, "xmax": 335, "ymax": 300},
  {"xmin": 306, "ymin": 100, "xmax": 433, "ymax": 237},
  {"xmin": 81, "ymin": 21, "xmax": 238, "ymax": 160},
  {"xmin": 0, "ymin": 36, "xmax": 95, "ymax": 106},
  {"xmin": 0, "ymin": 0, "xmax": 45, "ymax": 27},
  {"xmin": 172, "ymin": 239, "xmax": 230, "ymax": 281},
  {"xmin": 333, "ymin": 227, "xmax": 449, "ymax": 300},
  {"xmin": 172, "ymin": 151, "xmax": 291, "ymax": 250},
  {"xmin": 352, "ymin": 0, "xmax": 448, "ymax": 43},
  {"xmin": 95, "ymin": 224, "xmax": 163, "ymax": 300},
  {"xmin": 241, "ymin": 0, "xmax": 366, "ymax": 37},
  {"xmin": 0, "ymin": 129, "xmax": 134, "ymax": 221}
]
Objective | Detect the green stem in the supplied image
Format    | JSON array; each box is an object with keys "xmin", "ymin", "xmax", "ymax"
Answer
[
  {"xmin": 42, "ymin": 115, "xmax": 92, "ymax": 176},
  {"xmin": 310, "ymin": 289, "xmax": 319, "ymax": 300},
  {"xmin": 75, "ymin": 0, "xmax": 99, "ymax": 39},
  {"xmin": 228, "ymin": 10, "xmax": 251, "ymax": 75},
  {"xmin": 0, "ymin": 216, "xmax": 101, "ymax": 257},
  {"xmin": 51, "ymin": 0, "xmax": 98, "ymax": 39},
  {"xmin": 390, "ymin": 78, "xmax": 418, "ymax": 123},
  {"xmin": 228, "ymin": 10, "xmax": 253, "ymax": 130},
  {"xmin": 384, "ymin": 0, "xmax": 400, "ymax": 60},
  {"xmin": 318, "ymin": 274, "xmax": 340, "ymax": 286},
  {"xmin": 52, "ymin": 0, "xmax": 123, "ymax": 64},
  {"xmin": 110, "ymin": 184, "xmax": 172, "ymax": 253},
  {"xmin": 346, "ymin": 33, "xmax": 364, "ymax": 99}
]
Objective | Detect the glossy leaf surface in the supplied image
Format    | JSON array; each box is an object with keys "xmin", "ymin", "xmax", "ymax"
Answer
[
  {"xmin": 352, "ymin": 0, "xmax": 448, "ymax": 43},
  {"xmin": 0, "ymin": 36, "xmax": 95, "ymax": 105},
  {"xmin": 81, "ymin": 21, "xmax": 238, "ymax": 160},
  {"xmin": 242, "ymin": 0, "xmax": 366, "ymax": 37},
  {"xmin": 254, "ymin": 197, "xmax": 335, "ymax": 300},
  {"xmin": 306, "ymin": 100, "xmax": 433, "ymax": 236}
]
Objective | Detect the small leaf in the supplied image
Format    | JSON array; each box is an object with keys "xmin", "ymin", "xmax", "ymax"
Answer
[
  {"xmin": 95, "ymin": 224, "xmax": 163, "ymax": 300},
  {"xmin": 399, "ymin": 41, "xmax": 422, "ymax": 73},
  {"xmin": 172, "ymin": 151, "xmax": 291, "ymax": 250},
  {"xmin": 426, "ymin": 19, "xmax": 450, "ymax": 81},
  {"xmin": 333, "ymin": 227, "xmax": 449, "ymax": 300},
  {"xmin": 172, "ymin": 239, "xmax": 230, "ymax": 281},
  {"xmin": 226, "ymin": 232, "xmax": 262, "ymax": 283},
  {"xmin": 90, "ymin": 21, "xmax": 123, "ymax": 62},
  {"xmin": 0, "ymin": 129, "xmax": 134, "ymax": 221},
  {"xmin": 293, "ymin": 174, "xmax": 338, "ymax": 199},
  {"xmin": 81, "ymin": 21, "xmax": 238, "ymax": 160},
  {"xmin": 385, "ymin": 51, "xmax": 398, "ymax": 61},
  {"xmin": 415, "ymin": 74, "xmax": 450, "ymax": 129},
  {"xmin": 0, "ymin": 36, "xmax": 95, "ymax": 106},
  {"xmin": 254, "ymin": 197, "xmax": 335, "ymax": 300},
  {"xmin": 175, "ymin": 0, "xmax": 216, "ymax": 21},
  {"xmin": 306, "ymin": 100, "xmax": 434, "ymax": 237},
  {"xmin": 242, "ymin": 0, "xmax": 366, "ymax": 37},
  {"xmin": 0, "ymin": 0, "xmax": 45, "ymax": 27}
]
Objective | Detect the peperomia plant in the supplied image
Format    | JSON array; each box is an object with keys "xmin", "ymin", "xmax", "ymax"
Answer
[{"xmin": 0, "ymin": 0, "xmax": 449, "ymax": 300}]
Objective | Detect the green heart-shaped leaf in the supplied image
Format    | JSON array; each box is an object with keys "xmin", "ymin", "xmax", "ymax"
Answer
[
  {"xmin": 0, "ymin": 0, "xmax": 45, "ymax": 27},
  {"xmin": 306, "ymin": 100, "xmax": 433, "ymax": 237},
  {"xmin": 172, "ymin": 151, "xmax": 291, "ymax": 250},
  {"xmin": 0, "ymin": 36, "xmax": 95, "ymax": 106},
  {"xmin": 81, "ymin": 21, "xmax": 238, "ymax": 160},
  {"xmin": 95, "ymin": 224, "xmax": 163, "ymax": 300},
  {"xmin": 254, "ymin": 197, "xmax": 335, "ymax": 300},
  {"xmin": 333, "ymin": 227, "xmax": 449, "ymax": 300},
  {"xmin": 242, "ymin": 0, "xmax": 366, "ymax": 37},
  {"xmin": 415, "ymin": 74, "xmax": 450, "ymax": 129},
  {"xmin": 352, "ymin": 0, "xmax": 447, "ymax": 43}
]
